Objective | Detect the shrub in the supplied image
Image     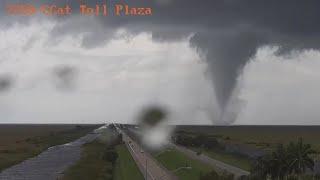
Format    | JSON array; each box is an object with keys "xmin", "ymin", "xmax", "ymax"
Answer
[
  {"xmin": 175, "ymin": 133, "xmax": 219, "ymax": 149},
  {"xmin": 103, "ymin": 149, "xmax": 118, "ymax": 165},
  {"xmin": 200, "ymin": 170, "xmax": 220, "ymax": 180},
  {"xmin": 251, "ymin": 138, "xmax": 315, "ymax": 180},
  {"xmin": 200, "ymin": 170, "xmax": 234, "ymax": 180}
]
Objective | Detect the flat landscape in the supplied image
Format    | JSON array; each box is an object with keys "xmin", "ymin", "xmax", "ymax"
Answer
[
  {"xmin": 1, "ymin": 124, "xmax": 320, "ymax": 180},
  {"xmin": 155, "ymin": 148, "xmax": 213, "ymax": 180},
  {"xmin": 0, "ymin": 124, "xmax": 100, "ymax": 171},
  {"xmin": 175, "ymin": 125, "xmax": 320, "ymax": 151}
]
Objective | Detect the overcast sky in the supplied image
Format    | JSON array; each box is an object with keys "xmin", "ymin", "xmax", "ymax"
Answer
[{"xmin": 0, "ymin": 0, "xmax": 320, "ymax": 125}]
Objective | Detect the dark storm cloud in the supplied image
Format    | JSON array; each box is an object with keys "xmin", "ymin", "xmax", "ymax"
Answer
[
  {"xmin": 0, "ymin": 75, "xmax": 13, "ymax": 93},
  {"xmin": 52, "ymin": 65, "xmax": 77, "ymax": 90},
  {"xmin": 2, "ymin": 0, "xmax": 320, "ymax": 122}
]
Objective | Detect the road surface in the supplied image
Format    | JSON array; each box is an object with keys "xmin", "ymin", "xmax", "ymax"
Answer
[
  {"xmin": 171, "ymin": 143, "xmax": 250, "ymax": 178},
  {"xmin": 116, "ymin": 126, "xmax": 177, "ymax": 180},
  {"xmin": 129, "ymin": 128, "xmax": 249, "ymax": 178},
  {"xmin": 0, "ymin": 130, "xmax": 101, "ymax": 180}
]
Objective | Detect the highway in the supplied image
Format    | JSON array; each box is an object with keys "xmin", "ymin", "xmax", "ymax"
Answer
[
  {"xmin": 171, "ymin": 143, "xmax": 250, "ymax": 178},
  {"xmin": 115, "ymin": 126, "xmax": 177, "ymax": 180},
  {"xmin": 128, "ymin": 127, "xmax": 250, "ymax": 178}
]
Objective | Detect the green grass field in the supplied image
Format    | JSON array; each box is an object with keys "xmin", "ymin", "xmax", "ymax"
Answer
[
  {"xmin": 62, "ymin": 141, "xmax": 113, "ymax": 180},
  {"xmin": 63, "ymin": 127, "xmax": 143, "ymax": 180},
  {"xmin": 113, "ymin": 145, "xmax": 144, "ymax": 180},
  {"xmin": 0, "ymin": 125, "xmax": 99, "ymax": 171},
  {"xmin": 176, "ymin": 126, "xmax": 320, "ymax": 151},
  {"xmin": 155, "ymin": 148, "xmax": 214, "ymax": 180},
  {"xmin": 192, "ymin": 147, "xmax": 251, "ymax": 171}
]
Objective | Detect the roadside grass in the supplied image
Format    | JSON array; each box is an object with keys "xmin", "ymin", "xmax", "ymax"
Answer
[
  {"xmin": 0, "ymin": 151, "xmax": 33, "ymax": 172},
  {"xmin": 113, "ymin": 144, "xmax": 144, "ymax": 180},
  {"xmin": 27, "ymin": 126, "xmax": 98, "ymax": 148},
  {"xmin": 192, "ymin": 147, "xmax": 251, "ymax": 171},
  {"xmin": 62, "ymin": 141, "xmax": 113, "ymax": 180},
  {"xmin": 0, "ymin": 125, "xmax": 99, "ymax": 171},
  {"xmin": 155, "ymin": 148, "xmax": 213, "ymax": 180}
]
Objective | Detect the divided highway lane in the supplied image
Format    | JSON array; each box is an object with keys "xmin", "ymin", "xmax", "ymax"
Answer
[
  {"xmin": 115, "ymin": 126, "xmax": 177, "ymax": 180},
  {"xmin": 128, "ymin": 127, "xmax": 250, "ymax": 178},
  {"xmin": 170, "ymin": 143, "xmax": 250, "ymax": 178}
]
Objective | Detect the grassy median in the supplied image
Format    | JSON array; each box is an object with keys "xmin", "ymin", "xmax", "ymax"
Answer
[
  {"xmin": 113, "ymin": 144, "xmax": 144, "ymax": 180},
  {"xmin": 63, "ymin": 125, "xmax": 143, "ymax": 180},
  {"xmin": 192, "ymin": 147, "xmax": 251, "ymax": 171},
  {"xmin": 155, "ymin": 148, "xmax": 213, "ymax": 180},
  {"xmin": 63, "ymin": 143, "xmax": 143, "ymax": 180},
  {"xmin": 62, "ymin": 141, "xmax": 114, "ymax": 180}
]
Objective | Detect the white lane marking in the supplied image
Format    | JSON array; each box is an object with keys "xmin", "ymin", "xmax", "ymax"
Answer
[{"xmin": 125, "ymin": 135, "xmax": 156, "ymax": 180}]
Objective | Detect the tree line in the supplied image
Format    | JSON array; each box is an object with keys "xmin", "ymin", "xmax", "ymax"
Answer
[
  {"xmin": 250, "ymin": 138, "xmax": 317, "ymax": 180},
  {"xmin": 173, "ymin": 131, "xmax": 318, "ymax": 180}
]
